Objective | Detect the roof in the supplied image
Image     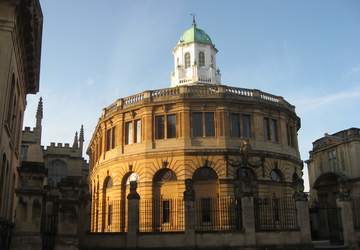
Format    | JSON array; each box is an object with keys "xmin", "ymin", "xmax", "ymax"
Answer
[{"xmin": 178, "ymin": 23, "xmax": 214, "ymax": 46}]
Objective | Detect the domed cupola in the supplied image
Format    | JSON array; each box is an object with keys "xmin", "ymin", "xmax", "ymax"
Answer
[{"xmin": 171, "ymin": 18, "xmax": 221, "ymax": 87}]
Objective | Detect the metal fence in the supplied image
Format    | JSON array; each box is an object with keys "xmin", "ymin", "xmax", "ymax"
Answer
[
  {"xmin": 91, "ymin": 200, "xmax": 125, "ymax": 233},
  {"xmin": 41, "ymin": 214, "xmax": 58, "ymax": 250},
  {"xmin": 254, "ymin": 197, "xmax": 298, "ymax": 231},
  {"xmin": 0, "ymin": 217, "xmax": 13, "ymax": 250},
  {"xmin": 353, "ymin": 196, "xmax": 360, "ymax": 230},
  {"xmin": 194, "ymin": 197, "xmax": 242, "ymax": 231},
  {"xmin": 140, "ymin": 198, "xmax": 184, "ymax": 232}
]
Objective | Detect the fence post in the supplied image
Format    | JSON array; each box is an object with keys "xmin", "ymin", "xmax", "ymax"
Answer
[
  {"xmin": 336, "ymin": 193, "xmax": 358, "ymax": 250},
  {"xmin": 294, "ymin": 192, "xmax": 312, "ymax": 244},
  {"xmin": 183, "ymin": 179, "xmax": 195, "ymax": 247},
  {"xmin": 127, "ymin": 181, "xmax": 140, "ymax": 249},
  {"xmin": 241, "ymin": 195, "xmax": 256, "ymax": 246}
]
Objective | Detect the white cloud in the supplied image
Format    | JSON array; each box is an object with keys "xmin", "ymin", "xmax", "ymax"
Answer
[{"xmin": 294, "ymin": 86, "xmax": 360, "ymax": 112}]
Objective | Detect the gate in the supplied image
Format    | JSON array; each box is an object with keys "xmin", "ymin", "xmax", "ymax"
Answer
[
  {"xmin": 310, "ymin": 206, "xmax": 343, "ymax": 244},
  {"xmin": 41, "ymin": 214, "xmax": 58, "ymax": 250}
]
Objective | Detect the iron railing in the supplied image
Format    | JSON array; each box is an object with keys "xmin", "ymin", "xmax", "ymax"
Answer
[
  {"xmin": 140, "ymin": 198, "xmax": 184, "ymax": 232},
  {"xmin": 353, "ymin": 196, "xmax": 360, "ymax": 230},
  {"xmin": 91, "ymin": 200, "xmax": 125, "ymax": 233},
  {"xmin": 194, "ymin": 197, "xmax": 242, "ymax": 232},
  {"xmin": 254, "ymin": 197, "xmax": 298, "ymax": 231},
  {"xmin": 0, "ymin": 217, "xmax": 13, "ymax": 250}
]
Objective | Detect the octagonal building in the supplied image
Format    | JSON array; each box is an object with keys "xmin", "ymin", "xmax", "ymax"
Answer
[{"xmin": 87, "ymin": 21, "xmax": 306, "ymax": 248}]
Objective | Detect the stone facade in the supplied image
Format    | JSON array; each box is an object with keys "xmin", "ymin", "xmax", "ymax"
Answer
[
  {"xmin": 85, "ymin": 22, "xmax": 311, "ymax": 250},
  {"xmin": 0, "ymin": 1, "xmax": 42, "ymax": 249},
  {"xmin": 307, "ymin": 128, "xmax": 360, "ymax": 249},
  {"xmin": 10, "ymin": 98, "xmax": 89, "ymax": 250}
]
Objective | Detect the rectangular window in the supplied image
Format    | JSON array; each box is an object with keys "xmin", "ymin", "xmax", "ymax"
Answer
[
  {"xmin": 125, "ymin": 122, "xmax": 133, "ymax": 145},
  {"xmin": 230, "ymin": 113, "xmax": 241, "ymax": 137},
  {"xmin": 201, "ymin": 198, "xmax": 211, "ymax": 223},
  {"xmin": 242, "ymin": 114, "xmax": 251, "ymax": 138},
  {"xmin": 155, "ymin": 115, "xmax": 165, "ymax": 140},
  {"xmin": 162, "ymin": 200, "xmax": 170, "ymax": 224},
  {"xmin": 270, "ymin": 119, "xmax": 278, "ymax": 143},
  {"xmin": 111, "ymin": 127, "xmax": 116, "ymax": 149},
  {"xmin": 108, "ymin": 204, "xmax": 112, "ymax": 225},
  {"xmin": 167, "ymin": 115, "xmax": 176, "ymax": 138},
  {"xmin": 134, "ymin": 119, "xmax": 141, "ymax": 143},
  {"xmin": 264, "ymin": 117, "xmax": 278, "ymax": 142},
  {"xmin": 287, "ymin": 124, "xmax": 295, "ymax": 147},
  {"xmin": 205, "ymin": 112, "xmax": 215, "ymax": 136},
  {"xmin": 106, "ymin": 129, "xmax": 111, "ymax": 151},
  {"xmin": 264, "ymin": 118, "xmax": 269, "ymax": 140},
  {"xmin": 192, "ymin": 112, "xmax": 203, "ymax": 137}
]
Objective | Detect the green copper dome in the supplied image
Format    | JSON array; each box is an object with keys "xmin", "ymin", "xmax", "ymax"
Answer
[{"xmin": 178, "ymin": 24, "xmax": 213, "ymax": 46}]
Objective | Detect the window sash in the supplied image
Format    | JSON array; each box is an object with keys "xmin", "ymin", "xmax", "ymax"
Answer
[
  {"xmin": 134, "ymin": 120, "xmax": 141, "ymax": 143},
  {"xmin": 162, "ymin": 200, "xmax": 170, "ymax": 224},
  {"xmin": 192, "ymin": 112, "xmax": 203, "ymax": 137},
  {"xmin": 205, "ymin": 112, "xmax": 215, "ymax": 137},
  {"xmin": 185, "ymin": 53, "xmax": 191, "ymax": 68},
  {"xmin": 166, "ymin": 115, "xmax": 176, "ymax": 138},
  {"xmin": 125, "ymin": 122, "xmax": 133, "ymax": 144},
  {"xmin": 242, "ymin": 114, "xmax": 251, "ymax": 138},
  {"xmin": 106, "ymin": 129, "xmax": 111, "ymax": 151},
  {"xmin": 111, "ymin": 127, "xmax": 116, "ymax": 149},
  {"xmin": 230, "ymin": 114, "xmax": 241, "ymax": 137},
  {"xmin": 155, "ymin": 116, "xmax": 165, "ymax": 140}
]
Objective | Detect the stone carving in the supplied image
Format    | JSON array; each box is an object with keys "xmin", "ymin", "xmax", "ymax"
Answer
[{"xmin": 127, "ymin": 181, "xmax": 140, "ymax": 200}]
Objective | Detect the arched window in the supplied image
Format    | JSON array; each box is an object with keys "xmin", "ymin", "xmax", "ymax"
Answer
[
  {"xmin": 153, "ymin": 168, "xmax": 177, "ymax": 183},
  {"xmin": 270, "ymin": 169, "xmax": 283, "ymax": 182},
  {"xmin": 48, "ymin": 159, "xmax": 67, "ymax": 186},
  {"xmin": 193, "ymin": 167, "xmax": 218, "ymax": 181},
  {"xmin": 185, "ymin": 52, "xmax": 191, "ymax": 68},
  {"xmin": 199, "ymin": 52, "xmax": 205, "ymax": 67},
  {"xmin": 104, "ymin": 176, "xmax": 113, "ymax": 189}
]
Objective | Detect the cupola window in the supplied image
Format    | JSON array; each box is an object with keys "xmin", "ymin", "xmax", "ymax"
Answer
[
  {"xmin": 185, "ymin": 52, "xmax": 191, "ymax": 68},
  {"xmin": 199, "ymin": 52, "xmax": 205, "ymax": 67}
]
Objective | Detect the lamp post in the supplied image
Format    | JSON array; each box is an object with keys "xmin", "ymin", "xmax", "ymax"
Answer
[{"xmin": 224, "ymin": 140, "xmax": 264, "ymax": 198}]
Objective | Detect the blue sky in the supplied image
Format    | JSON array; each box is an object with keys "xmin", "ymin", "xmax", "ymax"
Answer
[{"xmin": 24, "ymin": 0, "xmax": 360, "ymax": 190}]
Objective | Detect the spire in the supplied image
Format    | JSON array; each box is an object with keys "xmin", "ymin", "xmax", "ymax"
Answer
[
  {"xmin": 79, "ymin": 125, "xmax": 84, "ymax": 155},
  {"xmin": 73, "ymin": 131, "xmax": 79, "ymax": 149},
  {"xmin": 79, "ymin": 125, "xmax": 84, "ymax": 143},
  {"xmin": 36, "ymin": 97, "xmax": 43, "ymax": 128}
]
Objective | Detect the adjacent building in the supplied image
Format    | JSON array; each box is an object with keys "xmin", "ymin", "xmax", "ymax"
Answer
[
  {"xmin": 11, "ymin": 98, "xmax": 89, "ymax": 250},
  {"xmin": 85, "ymin": 20, "xmax": 311, "ymax": 250},
  {"xmin": 307, "ymin": 128, "xmax": 360, "ymax": 246},
  {"xmin": 0, "ymin": 1, "xmax": 42, "ymax": 249}
]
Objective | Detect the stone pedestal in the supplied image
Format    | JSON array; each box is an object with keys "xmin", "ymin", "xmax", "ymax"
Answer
[
  {"xmin": 337, "ymin": 197, "xmax": 359, "ymax": 250},
  {"xmin": 294, "ymin": 193, "xmax": 312, "ymax": 244},
  {"xmin": 126, "ymin": 181, "xmax": 140, "ymax": 249},
  {"xmin": 241, "ymin": 196, "xmax": 256, "ymax": 246}
]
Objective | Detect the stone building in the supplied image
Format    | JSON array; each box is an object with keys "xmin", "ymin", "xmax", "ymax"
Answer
[
  {"xmin": 85, "ymin": 20, "xmax": 311, "ymax": 250},
  {"xmin": 10, "ymin": 98, "xmax": 89, "ymax": 250},
  {"xmin": 307, "ymin": 128, "xmax": 360, "ymax": 248},
  {"xmin": 0, "ymin": 0, "xmax": 42, "ymax": 249}
]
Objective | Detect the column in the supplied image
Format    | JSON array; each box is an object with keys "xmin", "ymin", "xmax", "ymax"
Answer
[
  {"xmin": 336, "ymin": 194, "xmax": 358, "ymax": 250},
  {"xmin": 127, "ymin": 181, "xmax": 140, "ymax": 249},
  {"xmin": 183, "ymin": 179, "xmax": 195, "ymax": 247}
]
